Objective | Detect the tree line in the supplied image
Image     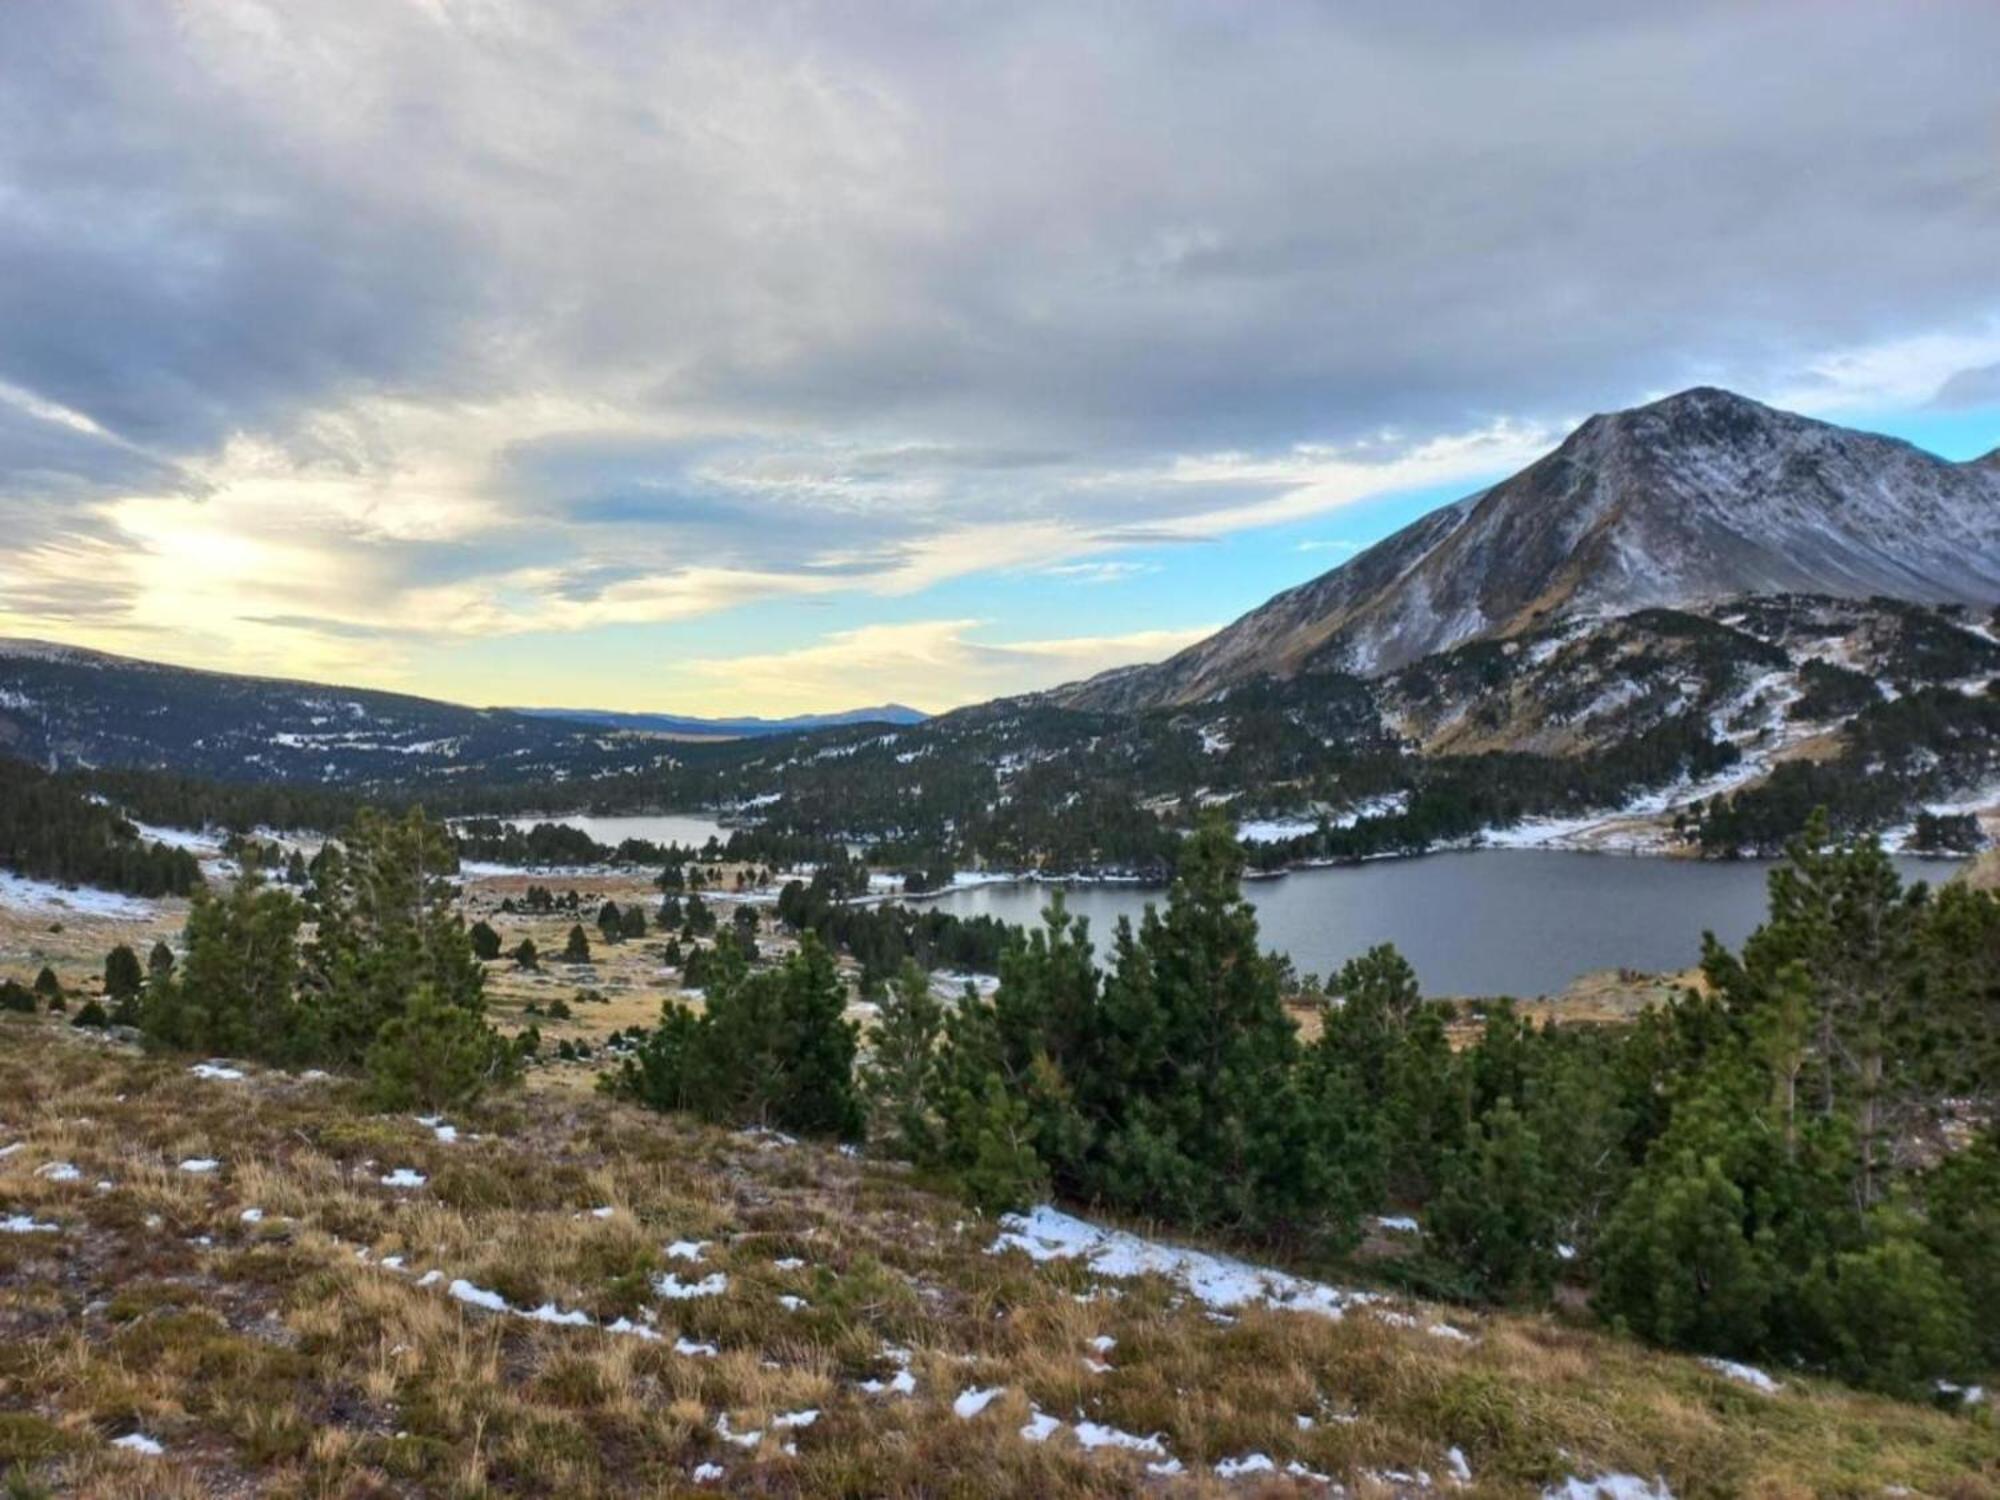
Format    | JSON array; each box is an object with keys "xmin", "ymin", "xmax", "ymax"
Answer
[{"xmin": 0, "ymin": 759, "xmax": 203, "ymax": 896}]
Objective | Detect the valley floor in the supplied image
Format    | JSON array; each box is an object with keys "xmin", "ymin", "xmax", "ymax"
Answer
[{"xmin": 2, "ymin": 1017, "xmax": 1995, "ymax": 1498}]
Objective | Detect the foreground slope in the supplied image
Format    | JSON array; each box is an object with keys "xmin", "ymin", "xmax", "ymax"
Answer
[
  {"xmin": 1057, "ymin": 388, "xmax": 2000, "ymax": 710},
  {"xmin": 2, "ymin": 1018, "xmax": 1994, "ymax": 1498}
]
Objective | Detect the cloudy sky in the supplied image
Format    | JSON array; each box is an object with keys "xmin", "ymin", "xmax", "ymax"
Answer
[{"xmin": 3, "ymin": 2, "xmax": 1998, "ymax": 714}]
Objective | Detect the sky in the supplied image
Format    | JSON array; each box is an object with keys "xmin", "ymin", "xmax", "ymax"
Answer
[{"xmin": 1, "ymin": 2, "xmax": 1998, "ymax": 716}]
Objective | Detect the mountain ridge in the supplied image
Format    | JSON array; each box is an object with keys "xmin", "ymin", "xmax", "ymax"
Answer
[
  {"xmin": 1046, "ymin": 388, "xmax": 2000, "ymax": 711},
  {"xmin": 512, "ymin": 703, "xmax": 928, "ymax": 738}
]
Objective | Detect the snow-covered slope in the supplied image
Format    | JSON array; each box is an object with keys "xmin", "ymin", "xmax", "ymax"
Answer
[{"xmin": 1055, "ymin": 388, "xmax": 2000, "ymax": 710}]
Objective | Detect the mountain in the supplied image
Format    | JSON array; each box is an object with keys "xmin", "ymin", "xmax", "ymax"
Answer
[
  {"xmin": 0, "ymin": 641, "xmax": 926, "ymax": 789},
  {"xmin": 1053, "ymin": 388, "xmax": 2000, "ymax": 710},
  {"xmin": 0, "ymin": 640, "xmax": 689, "ymax": 790},
  {"xmin": 512, "ymin": 703, "xmax": 928, "ymax": 738}
]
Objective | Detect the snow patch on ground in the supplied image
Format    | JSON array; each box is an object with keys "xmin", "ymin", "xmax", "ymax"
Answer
[
  {"xmin": 189, "ymin": 1062, "xmax": 246, "ymax": 1081},
  {"xmin": 178, "ymin": 1157, "xmax": 221, "ymax": 1174},
  {"xmin": 1236, "ymin": 817, "xmax": 1321, "ymax": 845},
  {"xmin": 521, "ymin": 1301, "xmax": 592, "ymax": 1327},
  {"xmin": 450, "ymin": 1279, "xmax": 510, "ymax": 1313},
  {"xmin": 2, "ymin": 1214, "xmax": 59, "ymax": 1233},
  {"xmin": 1544, "ymin": 1476, "xmax": 1675, "ymax": 1500},
  {"xmin": 653, "ymin": 1270, "xmax": 728, "ymax": 1299},
  {"xmin": 111, "ymin": 1433, "xmax": 165, "ymax": 1456},
  {"xmin": 1701, "ymin": 1357, "xmax": 1780, "ymax": 1393},
  {"xmin": 1072, "ymin": 1420, "xmax": 1168, "ymax": 1456},
  {"xmin": 1213, "ymin": 1453, "xmax": 1276, "ymax": 1478},
  {"xmin": 0, "ymin": 869, "xmax": 158, "ymax": 920},
  {"xmin": 952, "ymin": 1385, "xmax": 1005, "ymax": 1419},
  {"xmin": 380, "ymin": 1168, "xmax": 427, "ymax": 1188},
  {"xmin": 990, "ymin": 1204, "xmax": 1373, "ymax": 1319}
]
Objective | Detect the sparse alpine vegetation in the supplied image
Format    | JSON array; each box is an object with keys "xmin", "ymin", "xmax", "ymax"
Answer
[{"xmin": 3, "ymin": 1017, "xmax": 1997, "ymax": 1497}]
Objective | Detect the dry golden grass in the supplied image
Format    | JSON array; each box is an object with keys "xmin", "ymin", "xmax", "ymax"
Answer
[{"xmin": 1, "ymin": 1012, "xmax": 1995, "ymax": 1498}]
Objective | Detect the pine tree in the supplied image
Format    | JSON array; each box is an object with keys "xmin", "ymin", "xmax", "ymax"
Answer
[
  {"xmin": 1918, "ymin": 1130, "xmax": 2000, "ymax": 1366},
  {"xmin": 610, "ymin": 936, "xmax": 860, "ymax": 1140},
  {"xmin": 949, "ymin": 1068, "xmax": 1048, "ymax": 1213},
  {"xmin": 597, "ymin": 901, "xmax": 623, "ymax": 943},
  {"xmin": 773, "ymin": 934, "xmax": 863, "ymax": 1138},
  {"xmin": 303, "ymin": 808, "xmax": 486, "ymax": 1064},
  {"xmin": 469, "ymin": 920, "xmax": 502, "ymax": 961},
  {"xmin": 1596, "ymin": 1150, "xmax": 1776, "ymax": 1357},
  {"xmin": 1087, "ymin": 819, "xmax": 1332, "ymax": 1239},
  {"xmin": 563, "ymin": 924, "xmax": 591, "ymax": 963},
  {"xmin": 1798, "ymin": 1227, "xmax": 1975, "ymax": 1398},
  {"xmin": 862, "ymin": 960, "xmax": 945, "ymax": 1160},
  {"xmin": 145, "ymin": 872, "xmax": 305, "ymax": 1061},
  {"xmin": 366, "ymin": 986, "xmax": 519, "ymax": 1110},
  {"xmin": 1429, "ymin": 1098, "xmax": 1560, "ymax": 1302},
  {"xmin": 103, "ymin": 944, "xmax": 144, "ymax": 1002}
]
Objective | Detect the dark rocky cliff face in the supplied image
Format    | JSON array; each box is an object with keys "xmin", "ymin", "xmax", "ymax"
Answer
[{"xmin": 1052, "ymin": 388, "xmax": 2000, "ymax": 709}]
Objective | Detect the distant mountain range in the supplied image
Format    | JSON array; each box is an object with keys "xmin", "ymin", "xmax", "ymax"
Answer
[
  {"xmin": 512, "ymin": 704, "xmax": 927, "ymax": 738},
  {"xmin": 1052, "ymin": 387, "xmax": 2000, "ymax": 711},
  {"xmin": 0, "ymin": 639, "xmax": 919, "ymax": 789}
]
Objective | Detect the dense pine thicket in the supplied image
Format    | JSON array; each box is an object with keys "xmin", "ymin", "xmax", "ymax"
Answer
[
  {"xmin": 0, "ymin": 759, "xmax": 202, "ymax": 896},
  {"xmin": 72, "ymin": 765, "xmax": 368, "ymax": 838},
  {"xmin": 614, "ymin": 816, "xmax": 1999, "ymax": 1398},
  {"xmin": 608, "ymin": 935, "xmax": 863, "ymax": 1139},
  {"xmin": 135, "ymin": 808, "xmax": 519, "ymax": 1109},
  {"xmin": 775, "ymin": 867, "xmax": 1014, "ymax": 984}
]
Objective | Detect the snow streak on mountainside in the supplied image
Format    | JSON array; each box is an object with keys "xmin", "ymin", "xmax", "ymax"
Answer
[{"xmin": 1054, "ymin": 388, "xmax": 2000, "ymax": 710}]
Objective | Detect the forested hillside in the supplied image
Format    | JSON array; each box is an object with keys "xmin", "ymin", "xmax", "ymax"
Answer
[
  {"xmin": 0, "ymin": 760, "xmax": 202, "ymax": 896},
  {"xmin": 7, "ymin": 594, "xmax": 1998, "ymax": 885}
]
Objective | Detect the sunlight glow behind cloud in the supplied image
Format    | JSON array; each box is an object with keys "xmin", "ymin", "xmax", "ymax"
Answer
[{"xmin": 1, "ymin": 2, "xmax": 1996, "ymax": 711}]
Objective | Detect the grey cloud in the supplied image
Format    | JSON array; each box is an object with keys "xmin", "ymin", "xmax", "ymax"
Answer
[
  {"xmin": 1931, "ymin": 364, "xmax": 2000, "ymax": 413},
  {"xmin": 242, "ymin": 614, "xmax": 425, "ymax": 642},
  {"xmin": 1, "ymin": 0, "xmax": 1997, "ymax": 605}
]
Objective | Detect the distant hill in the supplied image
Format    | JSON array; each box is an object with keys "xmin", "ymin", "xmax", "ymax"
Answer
[
  {"xmin": 1052, "ymin": 387, "xmax": 2000, "ymax": 710},
  {"xmin": 0, "ymin": 641, "xmax": 755, "ymax": 790},
  {"xmin": 0, "ymin": 639, "xmax": 924, "ymax": 789},
  {"xmin": 513, "ymin": 704, "xmax": 928, "ymax": 739}
]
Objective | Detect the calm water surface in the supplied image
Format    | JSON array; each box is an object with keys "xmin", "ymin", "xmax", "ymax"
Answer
[{"xmin": 925, "ymin": 850, "xmax": 1960, "ymax": 997}]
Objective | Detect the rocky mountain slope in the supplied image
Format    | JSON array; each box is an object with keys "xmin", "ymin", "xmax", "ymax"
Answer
[
  {"xmin": 1055, "ymin": 388, "xmax": 2000, "ymax": 711},
  {"xmin": 682, "ymin": 594, "xmax": 2000, "ymax": 866}
]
